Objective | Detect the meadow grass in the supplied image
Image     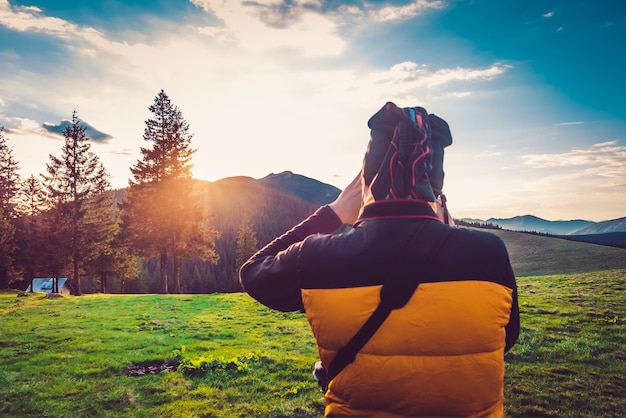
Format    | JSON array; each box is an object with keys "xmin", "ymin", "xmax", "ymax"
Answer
[
  {"xmin": 1, "ymin": 269, "xmax": 625, "ymax": 417},
  {"xmin": 505, "ymin": 269, "xmax": 625, "ymax": 417},
  {"xmin": 0, "ymin": 292, "xmax": 323, "ymax": 417}
]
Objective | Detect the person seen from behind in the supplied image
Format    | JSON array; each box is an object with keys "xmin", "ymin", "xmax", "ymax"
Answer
[{"xmin": 239, "ymin": 102, "xmax": 520, "ymax": 417}]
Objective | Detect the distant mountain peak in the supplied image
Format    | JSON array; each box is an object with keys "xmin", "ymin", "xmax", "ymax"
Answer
[
  {"xmin": 569, "ymin": 216, "xmax": 626, "ymax": 235},
  {"xmin": 264, "ymin": 170, "xmax": 295, "ymax": 179},
  {"xmin": 259, "ymin": 171, "xmax": 340, "ymax": 206}
]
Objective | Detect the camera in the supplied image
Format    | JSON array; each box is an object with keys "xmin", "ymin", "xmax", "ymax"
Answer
[{"xmin": 313, "ymin": 361, "xmax": 329, "ymax": 393}]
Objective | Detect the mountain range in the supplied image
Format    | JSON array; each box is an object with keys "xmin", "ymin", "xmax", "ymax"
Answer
[
  {"xmin": 481, "ymin": 214, "xmax": 626, "ymax": 236},
  {"xmin": 485, "ymin": 215, "xmax": 592, "ymax": 235},
  {"xmin": 464, "ymin": 215, "xmax": 626, "ymax": 248},
  {"xmin": 199, "ymin": 171, "xmax": 625, "ymax": 246},
  {"xmin": 253, "ymin": 172, "xmax": 626, "ymax": 247},
  {"xmin": 256, "ymin": 172, "xmax": 626, "ymax": 237}
]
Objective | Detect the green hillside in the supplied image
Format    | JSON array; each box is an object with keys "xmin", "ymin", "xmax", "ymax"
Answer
[{"xmin": 481, "ymin": 228, "xmax": 626, "ymax": 277}]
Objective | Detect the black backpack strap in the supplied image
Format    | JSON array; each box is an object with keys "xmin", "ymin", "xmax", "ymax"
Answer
[{"xmin": 326, "ymin": 226, "xmax": 451, "ymax": 384}]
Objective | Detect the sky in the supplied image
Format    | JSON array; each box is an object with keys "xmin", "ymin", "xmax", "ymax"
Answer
[{"xmin": 1, "ymin": 0, "xmax": 625, "ymax": 222}]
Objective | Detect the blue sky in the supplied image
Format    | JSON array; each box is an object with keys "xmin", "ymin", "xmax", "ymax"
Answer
[{"xmin": 1, "ymin": 0, "xmax": 624, "ymax": 222}]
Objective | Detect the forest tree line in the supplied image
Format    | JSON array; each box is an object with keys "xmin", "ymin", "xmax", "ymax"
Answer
[{"xmin": 0, "ymin": 90, "xmax": 320, "ymax": 295}]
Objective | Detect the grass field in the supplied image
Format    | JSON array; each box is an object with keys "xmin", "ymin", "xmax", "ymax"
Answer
[
  {"xmin": 0, "ymin": 292, "xmax": 324, "ymax": 417},
  {"xmin": 505, "ymin": 270, "xmax": 625, "ymax": 417},
  {"xmin": 1, "ymin": 231, "xmax": 626, "ymax": 417}
]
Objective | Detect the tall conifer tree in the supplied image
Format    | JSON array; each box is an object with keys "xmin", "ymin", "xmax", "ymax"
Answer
[
  {"xmin": 14, "ymin": 175, "xmax": 47, "ymax": 292},
  {"xmin": 41, "ymin": 111, "xmax": 115, "ymax": 295},
  {"xmin": 121, "ymin": 90, "xmax": 219, "ymax": 294},
  {"xmin": 0, "ymin": 127, "xmax": 21, "ymax": 289}
]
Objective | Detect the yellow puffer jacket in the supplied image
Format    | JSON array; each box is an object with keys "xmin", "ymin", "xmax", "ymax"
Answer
[
  {"xmin": 240, "ymin": 202, "xmax": 519, "ymax": 418},
  {"xmin": 303, "ymin": 281, "xmax": 513, "ymax": 417}
]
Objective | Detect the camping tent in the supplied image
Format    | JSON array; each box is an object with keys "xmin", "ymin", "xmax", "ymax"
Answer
[{"xmin": 26, "ymin": 278, "xmax": 72, "ymax": 295}]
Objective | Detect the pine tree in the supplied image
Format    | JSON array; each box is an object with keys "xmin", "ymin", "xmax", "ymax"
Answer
[
  {"xmin": 41, "ymin": 111, "xmax": 115, "ymax": 295},
  {"xmin": 13, "ymin": 175, "xmax": 48, "ymax": 291},
  {"xmin": 0, "ymin": 211, "xmax": 15, "ymax": 290},
  {"xmin": 0, "ymin": 127, "xmax": 21, "ymax": 217},
  {"xmin": 0, "ymin": 127, "xmax": 21, "ymax": 289},
  {"xmin": 81, "ymin": 187, "xmax": 129, "ymax": 294},
  {"xmin": 235, "ymin": 215, "xmax": 258, "ymax": 275},
  {"xmin": 121, "ymin": 90, "xmax": 219, "ymax": 294},
  {"xmin": 17, "ymin": 175, "xmax": 48, "ymax": 217}
]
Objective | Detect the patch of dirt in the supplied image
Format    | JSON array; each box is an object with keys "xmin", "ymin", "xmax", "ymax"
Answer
[{"xmin": 123, "ymin": 361, "xmax": 178, "ymax": 377}]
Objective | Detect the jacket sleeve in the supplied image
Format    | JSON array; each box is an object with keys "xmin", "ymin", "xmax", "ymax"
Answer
[
  {"xmin": 483, "ymin": 231, "xmax": 520, "ymax": 353},
  {"xmin": 239, "ymin": 205, "xmax": 343, "ymax": 312},
  {"xmin": 505, "ymin": 276, "xmax": 520, "ymax": 353},
  {"xmin": 501, "ymin": 248, "xmax": 520, "ymax": 353}
]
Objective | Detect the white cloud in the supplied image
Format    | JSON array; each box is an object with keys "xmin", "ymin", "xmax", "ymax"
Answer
[
  {"xmin": 447, "ymin": 91, "xmax": 472, "ymax": 98},
  {"xmin": 295, "ymin": 0, "xmax": 323, "ymax": 7},
  {"xmin": 2, "ymin": 116, "xmax": 58, "ymax": 139},
  {"xmin": 476, "ymin": 151, "xmax": 503, "ymax": 158},
  {"xmin": 594, "ymin": 140, "xmax": 618, "ymax": 147},
  {"xmin": 554, "ymin": 121, "xmax": 584, "ymax": 126},
  {"xmin": 367, "ymin": 0, "xmax": 446, "ymax": 22},
  {"xmin": 0, "ymin": 0, "xmax": 105, "ymax": 44},
  {"xmin": 543, "ymin": 11, "xmax": 554, "ymax": 18},
  {"xmin": 373, "ymin": 61, "xmax": 510, "ymax": 89},
  {"xmin": 521, "ymin": 141, "xmax": 626, "ymax": 179},
  {"xmin": 190, "ymin": 0, "xmax": 346, "ymax": 56},
  {"xmin": 189, "ymin": 0, "xmax": 447, "ymax": 55}
]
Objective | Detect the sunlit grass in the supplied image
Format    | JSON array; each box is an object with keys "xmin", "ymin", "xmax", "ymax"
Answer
[
  {"xmin": 1, "ymin": 269, "xmax": 625, "ymax": 417},
  {"xmin": 505, "ymin": 270, "xmax": 626, "ymax": 417},
  {"xmin": 1, "ymin": 292, "xmax": 323, "ymax": 417}
]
